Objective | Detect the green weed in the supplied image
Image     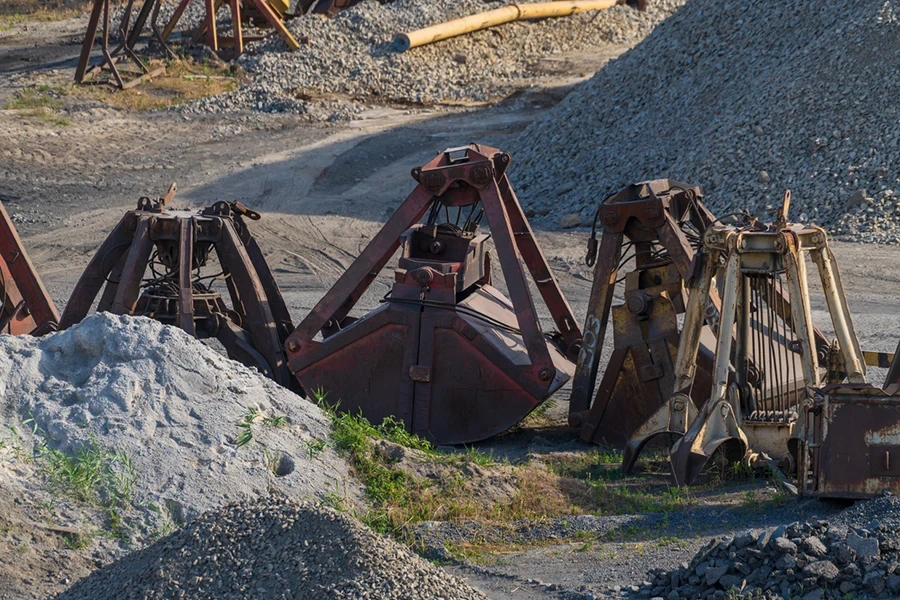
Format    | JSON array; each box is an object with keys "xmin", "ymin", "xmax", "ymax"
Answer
[
  {"xmin": 3, "ymin": 86, "xmax": 70, "ymax": 126},
  {"xmin": 148, "ymin": 503, "xmax": 177, "ymax": 542},
  {"xmin": 262, "ymin": 415, "xmax": 288, "ymax": 428},
  {"xmin": 36, "ymin": 435, "xmax": 136, "ymax": 507},
  {"xmin": 233, "ymin": 407, "xmax": 289, "ymax": 448},
  {"xmin": 302, "ymin": 438, "xmax": 327, "ymax": 459},
  {"xmin": 5, "ymin": 85, "xmax": 62, "ymax": 110},
  {"xmin": 63, "ymin": 531, "xmax": 93, "ymax": 550}
]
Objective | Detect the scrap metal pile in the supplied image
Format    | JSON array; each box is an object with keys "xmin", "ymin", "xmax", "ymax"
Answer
[{"xmin": 3, "ymin": 144, "xmax": 899, "ymax": 499}]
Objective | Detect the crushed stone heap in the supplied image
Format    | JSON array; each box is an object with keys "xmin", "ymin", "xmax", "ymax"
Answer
[
  {"xmin": 512, "ymin": 0, "xmax": 900, "ymax": 243},
  {"xmin": 0, "ymin": 313, "xmax": 355, "ymax": 523},
  {"xmin": 638, "ymin": 498, "xmax": 900, "ymax": 600},
  {"xmin": 55, "ymin": 495, "xmax": 487, "ymax": 600},
  {"xmin": 187, "ymin": 0, "xmax": 684, "ymax": 119}
]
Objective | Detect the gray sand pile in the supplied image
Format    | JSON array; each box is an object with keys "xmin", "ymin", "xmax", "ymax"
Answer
[
  {"xmin": 0, "ymin": 313, "xmax": 357, "ymax": 523},
  {"xmin": 187, "ymin": 0, "xmax": 684, "ymax": 118},
  {"xmin": 55, "ymin": 495, "xmax": 486, "ymax": 600},
  {"xmin": 512, "ymin": 0, "xmax": 900, "ymax": 243}
]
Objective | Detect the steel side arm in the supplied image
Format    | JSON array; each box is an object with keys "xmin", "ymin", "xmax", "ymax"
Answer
[
  {"xmin": 480, "ymin": 181, "xmax": 553, "ymax": 375},
  {"xmin": 497, "ymin": 175, "xmax": 582, "ymax": 352},
  {"xmin": 287, "ymin": 186, "xmax": 433, "ymax": 346},
  {"xmin": 568, "ymin": 230, "xmax": 624, "ymax": 418},
  {"xmin": 0, "ymin": 201, "xmax": 60, "ymax": 332}
]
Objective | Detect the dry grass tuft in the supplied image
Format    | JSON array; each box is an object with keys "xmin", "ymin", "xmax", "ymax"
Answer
[
  {"xmin": 71, "ymin": 59, "xmax": 241, "ymax": 112},
  {"xmin": 0, "ymin": 0, "xmax": 93, "ymax": 29}
]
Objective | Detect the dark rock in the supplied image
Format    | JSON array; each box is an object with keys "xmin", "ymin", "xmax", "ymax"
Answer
[
  {"xmin": 840, "ymin": 581, "xmax": 858, "ymax": 594},
  {"xmin": 887, "ymin": 573, "xmax": 900, "ymax": 593},
  {"xmin": 801, "ymin": 589, "xmax": 824, "ymax": 600},
  {"xmin": 747, "ymin": 565, "xmax": 772, "ymax": 585},
  {"xmin": 705, "ymin": 565, "xmax": 729, "ymax": 586},
  {"xmin": 772, "ymin": 537, "xmax": 798, "ymax": 555},
  {"xmin": 804, "ymin": 537, "xmax": 828, "ymax": 558},
  {"xmin": 847, "ymin": 533, "xmax": 880, "ymax": 560},
  {"xmin": 832, "ymin": 542, "xmax": 856, "ymax": 565},
  {"xmin": 733, "ymin": 530, "xmax": 758, "ymax": 549},
  {"xmin": 717, "ymin": 574, "xmax": 743, "ymax": 590},
  {"xmin": 804, "ymin": 560, "xmax": 840, "ymax": 582},
  {"xmin": 865, "ymin": 569, "xmax": 886, "ymax": 594},
  {"xmin": 775, "ymin": 554, "xmax": 797, "ymax": 570}
]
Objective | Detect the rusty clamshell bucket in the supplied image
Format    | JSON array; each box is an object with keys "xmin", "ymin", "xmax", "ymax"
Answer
[{"xmin": 284, "ymin": 145, "xmax": 583, "ymax": 445}]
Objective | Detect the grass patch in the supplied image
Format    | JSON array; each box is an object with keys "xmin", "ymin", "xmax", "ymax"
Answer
[
  {"xmin": 3, "ymin": 85, "xmax": 71, "ymax": 126},
  {"xmin": 147, "ymin": 502, "xmax": 178, "ymax": 542},
  {"xmin": 0, "ymin": 1, "xmax": 92, "ymax": 30},
  {"xmin": 63, "ymin": 530, "xmax": 94, "ymax": 550},
  {"xmin": 313, "ymin": 389, "xmax": 697, "ymax": 544},
  {"xmin": 5, "ymin": 85, "xmax": 62, "ymax": 110},
  {"xmin": 70, "ymin": 59, "xmax": 241, "ymax": 112},
  {"xmin": 314, "ymin": 389, "xmax": 500, "ymax": 536},
  {"xmin": 35, "ymin": 434, "xmax": 136, "ymax": 507},
  {"xmin": 445, "ymin": 540, "xmax": 529, "ymax": 564},
  {"xmin": 13, "ymin": 412, "xmax": 140, "ymax": 541},
  {"xmin": 3, "ymin": 60, "xmax": 239, "ymax": 119}
]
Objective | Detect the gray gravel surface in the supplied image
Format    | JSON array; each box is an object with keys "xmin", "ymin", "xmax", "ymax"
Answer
[
  {"xmin": 512, "ymin": 0, "xmax": 900, "ymax": 242},
  {"xmin": 186, "ymin": 0, "xmax": 684, "ymax": 119},
  {"xmin": 54, "ymin": 495, "xmax": 487, "ymax": 600}
]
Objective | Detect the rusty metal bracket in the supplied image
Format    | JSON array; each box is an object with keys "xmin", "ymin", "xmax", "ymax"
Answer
[
  {"xmin": 0, "ymin": 202, "xmax": 60, "ymax": 336},
  {"xmin": 75, "ymin": 0, "xmax": 168, "ymax": 89}
]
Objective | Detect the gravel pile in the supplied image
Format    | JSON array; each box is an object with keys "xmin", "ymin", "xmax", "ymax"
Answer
[
  {"xmin": 55, "ymin": 495, "xmax": 486, "ymax": 600},
  {"xmin": 0, "ymin": 313, "xmax": 356, "ymax": 524},
  {"xmin": 186, "ymin": 0, "xmax": 684, "ymax": 119},
  {"xmin": 512, "ymin": 0, "xmax": 900, "ymax": 243},
  {"xmin": 635, "ymin": 514, "xmax": 900, "ymax": 600}
]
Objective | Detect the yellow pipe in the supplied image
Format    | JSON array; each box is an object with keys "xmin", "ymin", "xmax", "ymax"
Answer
[{"xmin": 393, "ymin": 0, "xmax": 623, "ymax": 52}]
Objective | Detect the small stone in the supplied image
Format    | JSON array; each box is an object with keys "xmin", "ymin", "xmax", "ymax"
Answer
[
  {"xmin": 758, "ymin": 170, "xmax": 771, "ymax": 184},
  {"xmin": 803, "ymin": 560, "xmax": 839, "ymax": 582},
  {"xmin": 848, "ymin": 189, "xmax": 869, "ymax": 208},
  {"xmin": 772, "ymin": 537, "xmax": 798, "ymax": 555},
  {"xmin": 733, "ymin": 530, "xmax": 758, "ymax": 549},
  {"xmin": 801, "ymin": 589, "xmax": 823, "ymax": 600},
  {"xmin": 556, "ymin": 183, "xmax": 575, "ymax": 196},
  {"xmin": 705, "ymin": 565, "xmax": 729, "ymax": 586},
  {"xmin": 864, "ymin": 569, "xmax": 886, "ymax": 593},
  {"xmin": 451, "ymin": 53, "xmax": 467, "ymax": 64},
  {"xmin": 846, "ymin": 533, "xmax": 880, "ymax": 560},
  {"xmin": 559, "ymin": 213, "xmax": 581, "ymax": 229},
  {"xmin": 803, "ymin": 537, "xmax": 827, "ymax": 558}
]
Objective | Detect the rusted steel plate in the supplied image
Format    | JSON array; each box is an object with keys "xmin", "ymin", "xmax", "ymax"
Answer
[{"xmin": 0, "ymin": 202, "xmax": 60, "ymax": 336}]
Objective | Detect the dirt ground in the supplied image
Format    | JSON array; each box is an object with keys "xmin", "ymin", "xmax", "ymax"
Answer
[{"xmin": 2, "ymin": 11, "xmax": 900, "ymax": 600}]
